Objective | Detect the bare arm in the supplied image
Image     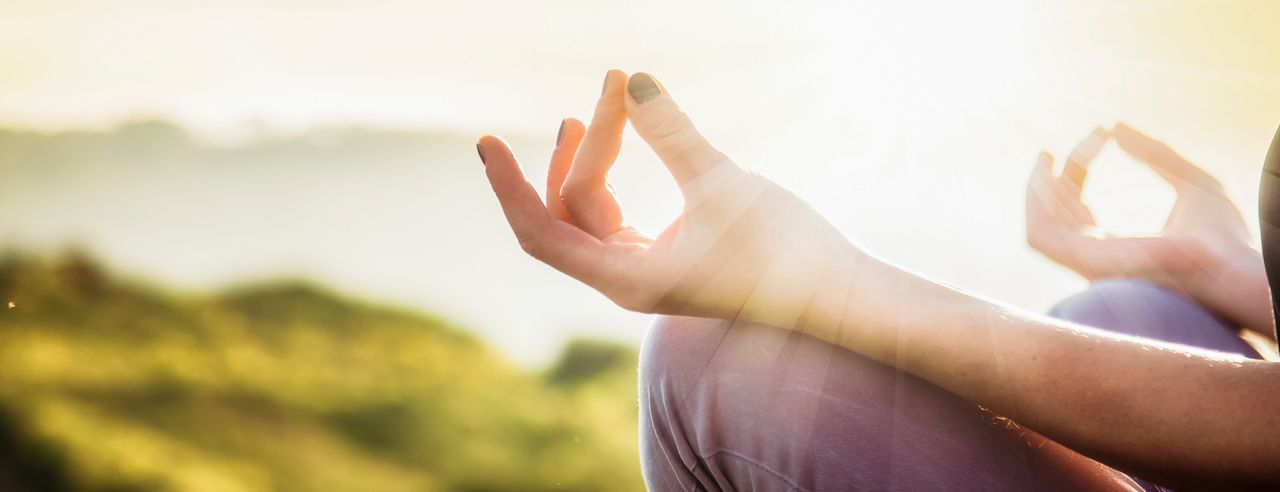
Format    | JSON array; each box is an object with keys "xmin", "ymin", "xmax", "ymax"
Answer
[
  {"xmin": 811, "ymin": 252, "xmax": 1280, "ymax": 490},
  {"xmin": 477, "ymin": 71, "xmax": 1280, "ymax": 489}
]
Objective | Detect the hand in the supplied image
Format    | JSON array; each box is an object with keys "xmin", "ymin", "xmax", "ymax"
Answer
[
  {"xmin": 478, "ymin": 72, "xmax": 863, "ymax": 329},
  {"xmin": 1027, "ymin": 123, "xmax": 1271, "ymax": 331}
]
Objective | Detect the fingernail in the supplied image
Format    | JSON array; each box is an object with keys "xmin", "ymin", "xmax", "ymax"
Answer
[
  {"xmin": 628, "ymin": 73, "xmax": 661, "ymax": 104},
  {"xmin": 556, "ymin": 119, "xmax": 566, "ymax": 146},
  {"xmin": 601, "ymin": 72, "xmax": 610, "ymax": 96},
  {"xmin": 476, "ymin": 143, "xmax": 486, "ymax": 165}
]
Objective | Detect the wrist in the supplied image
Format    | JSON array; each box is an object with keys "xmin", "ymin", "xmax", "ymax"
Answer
[
  {"xmin": 789, "ymin": 241, "xmax": 877, "ymax": 342},
  {"xmin": 802, "ymin": 247, "xmax": 923, "ymax": 359},
  {"xmin": 1179, "ymin": 239, "xmax": 1272, "ymax": 331},
  {"xmin": 1179, "ymin": 239, "xmax": 1256, "ymax": 292}
]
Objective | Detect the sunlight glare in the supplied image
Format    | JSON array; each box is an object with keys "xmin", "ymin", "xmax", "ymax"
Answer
[{"xmin": 812, "ymin": 1, "xmax": 1039, "ymax": 136}]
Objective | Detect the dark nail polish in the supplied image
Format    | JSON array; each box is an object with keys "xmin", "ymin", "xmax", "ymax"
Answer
[
  {"xmin": 628, "ymin": 73, "xmax": 661, "ymax": 104},
  {"xmin": 476, "ymin": 143, "xmax": 486, "ymax": 165},
  {"xmin": 556, "ymin": 119, "xmax": 566, "ymax": 146}
]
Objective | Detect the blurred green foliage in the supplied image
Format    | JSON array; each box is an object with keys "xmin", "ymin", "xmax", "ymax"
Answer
[{"xmin": 0, "ymin": 253, "xmax": 643, "ymax": 491}]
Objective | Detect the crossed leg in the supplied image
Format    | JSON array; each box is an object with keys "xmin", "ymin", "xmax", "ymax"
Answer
[{"xmin": 638, "ymin": 280, "xmax": 1261, "ymax": 491}]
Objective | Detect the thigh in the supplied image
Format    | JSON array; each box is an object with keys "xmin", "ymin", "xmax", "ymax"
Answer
[{"xmin": 639, "ymin": 316, "xmax": 1144, "ymax": 492}]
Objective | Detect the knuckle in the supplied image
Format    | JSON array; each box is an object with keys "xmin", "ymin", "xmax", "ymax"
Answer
[
  {"xmin": 1026, "ymin": 228, "xmax": 1056, "ymax": 252},
  {"xmin": 611, "ymin": 295, "xmax": 642, "ymax": 313},
  {"xmin": 518, "ymin": 237, "xmax": 542, "ymax": 257},
  {"xmin": 1026, "ymin": 231, "xmax": 1044, "ymax": 250},
  {"xmin": 645, "ymin": 112, "xmax": 706, "ymax": 157},
  {"xmin": 559, "ymin": 179, "xmax": 595, "ymax": 204},
  {"xmin": 1200, "ymin": 175, "xmax": 1226, "ymax": 192},
  {"xmin": 609, "ymin": 289, "xmax": 641, "ymax": 312},
  {"xmin": 609, "ymin": 286, "xmax": 658, "ymax": 314}
]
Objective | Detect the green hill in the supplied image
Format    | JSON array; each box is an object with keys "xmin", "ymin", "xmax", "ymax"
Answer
[{"xmin": 0, "ymin": 253, "xmax": 643, "ymax": 491}]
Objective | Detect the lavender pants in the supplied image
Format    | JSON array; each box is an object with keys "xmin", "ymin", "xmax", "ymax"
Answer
[{"xmin": 638, "ymin": 280, "xmax": 1262, "ymax": 491}]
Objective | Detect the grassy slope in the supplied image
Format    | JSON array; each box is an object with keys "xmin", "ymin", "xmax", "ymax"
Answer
[{"xmin": 0, "ymin": 254, "xmax": 643, "ymax": 492}]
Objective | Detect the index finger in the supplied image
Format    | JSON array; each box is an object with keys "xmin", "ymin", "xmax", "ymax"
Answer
[
  {"xmin": 547, "ymin": 118, "xmax": 586, "ymax": 223},
  {"xmin": 477, "ymin": 135, "xmax": 614, "ymax": 285},
  {"xmin": 1061, "ymin": 126, "xmax": 1109, "ymax": 194},
  {"xmin": 564, "ymin": 69, "xmax": 629, "ymax": 189},
  {"xmin": 1028, "ymin": 151, "xmax": 1095, "ymax": 228}
]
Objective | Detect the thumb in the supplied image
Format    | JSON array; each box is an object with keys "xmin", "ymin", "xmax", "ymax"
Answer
[{"xmin": 625, "ymin": 73, "xmax": 734, "ymax": 186}]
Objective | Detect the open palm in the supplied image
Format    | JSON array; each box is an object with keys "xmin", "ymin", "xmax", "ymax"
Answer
[
  {"xmin": 478, "ymin": 71, "xmax": 860, "ymax": 329},
  {"xmin": 1027, "ymin": 124, "xmax": 1250, "ymax": 284},
  {"xmin": 1026, "ymin": 123, "xmax": 1269, "ymax": 331}
]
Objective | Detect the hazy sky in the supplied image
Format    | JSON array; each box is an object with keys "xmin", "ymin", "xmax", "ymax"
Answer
[{"xmin": 3, "ymin": 0, "xmax": 1279, "ymax": 364}]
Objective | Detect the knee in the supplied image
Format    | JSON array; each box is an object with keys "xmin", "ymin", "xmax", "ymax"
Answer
[
  {"xmin": 638, "ymin": 316, "xmax": 845, "ymax": 490},
  {"xmin": 1046, "ymin": 279, "xmax": 1234, "ymax": 346},
  {"xmin": 637, "ymin": 315, "xmax": 740, "ymax": 488},
  {"xmin": 1048, "ymin": 279, "xmax": 1193, "ymax": 335},
  {"xmin": 637, "ymin": 315, "xmax": 1065, "ymax": 491},
  {"xmin": 1048, "ymin": 279, "xmax": 1172, "ymax": 324},
  {"xmin": 638, "ymin": 315, "xmax": 732, "ymax": 396},
  {"xmin": 638, "ymin": 315, "xmax": 811, "ymax": 403},
  {"xmin": 637, "ymin": 315, "xmax": 728, "ymax": 426}
]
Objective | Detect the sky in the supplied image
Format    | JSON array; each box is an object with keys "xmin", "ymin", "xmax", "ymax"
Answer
[{"xmin": 2, "ymin": 0, "xmax": 1279, "ymax": 364}]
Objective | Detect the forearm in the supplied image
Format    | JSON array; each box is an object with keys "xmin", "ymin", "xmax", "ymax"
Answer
[{"xmin": 804, "ymin": 250, "xmax": 1280, "ymax": 488}]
